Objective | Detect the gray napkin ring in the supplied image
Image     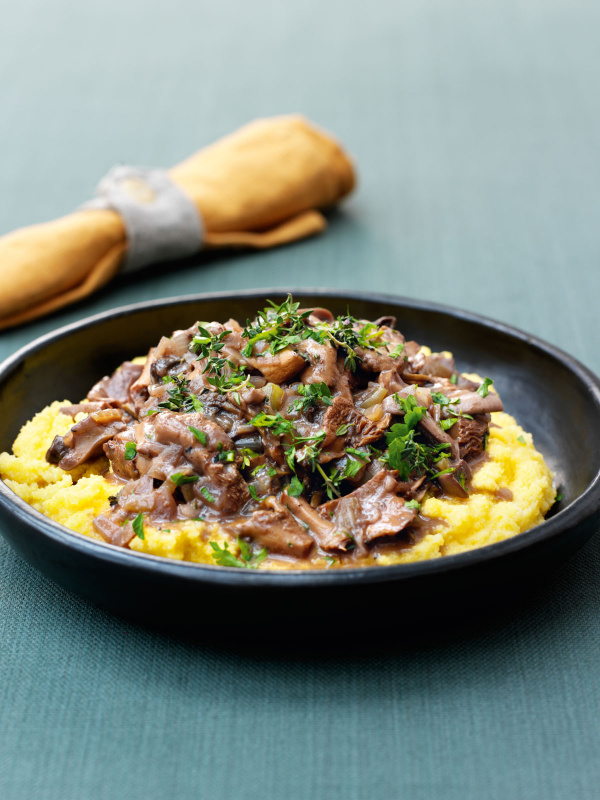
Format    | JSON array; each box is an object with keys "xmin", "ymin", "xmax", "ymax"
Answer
[{"xmin": 81, "ymin": 166, "xmax": 204, "ymax": 274}]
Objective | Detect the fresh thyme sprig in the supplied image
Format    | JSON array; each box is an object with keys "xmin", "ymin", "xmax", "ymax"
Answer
[
  {"xmin": 190, "ymin": 326, "xmax": 249, "ymax": 395},
  {"xmin": 158, "ymin": 374, "xmax": 204, "ymax": 412}
]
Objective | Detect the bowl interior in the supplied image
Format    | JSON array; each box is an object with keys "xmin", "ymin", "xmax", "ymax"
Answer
[{"xmin": 0, "ymin": 290, "xmax": 598, "ymax": 514}]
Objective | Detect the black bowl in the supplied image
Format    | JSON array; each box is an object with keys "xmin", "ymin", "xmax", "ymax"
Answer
[{"xmin": 1, "ymin": 289, "xmax": 599, "ymax": 638}]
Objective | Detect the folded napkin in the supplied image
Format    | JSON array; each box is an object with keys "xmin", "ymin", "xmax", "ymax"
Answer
[{"xmin": 0, "ymin": 115, "xmax": 355, "ymax": 330}]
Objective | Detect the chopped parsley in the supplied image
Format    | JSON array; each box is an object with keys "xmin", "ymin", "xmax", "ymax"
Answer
[
  {"xmin": 517, "ymin": 435, "xmax": 526, "ymax": 445},
  {"xmin": 132, "ymin": 512, "xmax": 145, "ymax": 540},
  {"xmin": 345, "ymin": 446, "xmax": 369, "ymax": 462},
  {"xmin": 209, "ymin": 537, "xmax": 267, "ymax": 568},
  {"xmin": 318, "ymin": 455, "xmax": 365, "ymax": 500},
  {"xmin": 477, "ymin": 377, "xmax": 494, "ymax": 398},
  {"xmin": 384, "ymin": 395, "xmax": 450, "ymax": 481},
  {"xmin": 124, "ymin": 441, "xmax": 137, "ymax": 461},
  {"xmin": 314, "ymin": 463, "xmax": 343, "ymax": 499},
  {"xmin": 189, "ymin": 394, "xmax": 204, "ymax": 412},
  {"xmin": 290, "ymin": 381, "xmax": 333, "ymax": 413},
  {"xmin": 294, "ymin": 430, "xmax": 327, "ymax": 470},
  {"xmin": 170, "ymin": 473, "xmax": 199, "ymax": 486},
  {"xmin": 439, "ymin": 418, "xmax": 458, "ymax": 431},
  {"xmin": 200, "ymin": 486, "xmax": 216, "ymax": 504},
  {"xmin": 405, "ymin": 499, "xmax": 421, "ymax": 511},
  {"xmin": 238, "ymin": 537, "xmax": 268, "ymax": 567},
  {"xmin": 429, "ymin": 466, "xmax": 455, "ymax": 480},
  {"xmin": 287, "ymin": 475, "xmax": 304, "ymax": 497},
  {"xmin": 237, "ymin": 448, "xmax": 258, "ymax": 468},
  {"xmin": 431, "ymin": 392, "xmax": 459, "ymax": 407},
  {"xmin": 188, "ymin": 425, "xmax": 207, "ymax": 445},
  {"xmin": 251, "ymin": 411, "xmax": 296, "ymax": 437}
]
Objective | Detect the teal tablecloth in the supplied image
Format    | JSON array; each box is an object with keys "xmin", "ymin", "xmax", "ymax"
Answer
[{"xmin": 2, "ymin": 1, "xmax": 600, "ymax": 797}]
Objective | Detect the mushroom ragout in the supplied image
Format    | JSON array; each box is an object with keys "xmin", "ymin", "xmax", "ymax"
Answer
[{"xmin": 45, "ymin": 296, "xmax": 504, "ymax": 566}]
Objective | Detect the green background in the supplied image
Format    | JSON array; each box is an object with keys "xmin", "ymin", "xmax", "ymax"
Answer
[{"xmin": 1, "ymin": 1, "xmax": 600, "ymax": 797}]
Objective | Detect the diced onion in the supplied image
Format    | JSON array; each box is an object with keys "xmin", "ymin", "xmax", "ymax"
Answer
[
  {"xmin": 169, "ymin": 331, "xmax": 191, "ymax": 357},
  {"xmin": 357, "ymin": 385, "xmax": 387, "ymax": 410},
  {"xmin": 264, "ymin": 382, "xmax": 285, "ymax": 410},
  {"xmin": 366, "ymin": 403, "xmax": 384, "ymax": 422}
]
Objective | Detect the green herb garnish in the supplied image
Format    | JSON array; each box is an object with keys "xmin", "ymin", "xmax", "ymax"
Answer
[
  {"xmin": 190, "ymin": 326, "xmax": 249, "ymax": 394},
  {"xmin": 240, "ymin": 294, "xmax": 399, "ymax": 373},
  {"xmin": 477, "ymin": 377, "xmax": 494, "ymax": 398},
  {"xmin": 209, "ymin": 537, "xmax": 268, "ymax": 568},
  {"xmin": 384, "ymin": 396, "xmax": 450, "ymax": 480},
  {"xmin": 170, "ymin": 473, "xmax": 199, "ymax": 486},
  {"xmin": 200, "ymin": 486, "xmax": 215, "ymax": 503},
  {"xmin": 439, "ymin": 418, "xmax": 458, "ymax": 431},
  {"xmin": 251, "ymin": 411, "xmax": 296, "ymax": 437},
  {"xmin": 291, "ymin": 381, "xmax": 333, "ymax": 413},
  {"xmin": 124, "ymin": 441, "xmax": 136, "ymax": 460},
  {"xmin": 287, "ymin": 475, "xmax": 304, "ymax": 497},
  {"xmin": 345, "ymin": 447, "xmax": 369, "ymax": 462},
  {"xmin": 132, "ymin": 512, "xmax": 145, "ymax": 540},
  {"xmin": 430, "ymin": 467, "xmax": 455, "ymax": 479},
  {"xmin": 431, "ymin": 392, "xmax": 459, "ymax": 406},
  {"xmin": 158, "ymin": 374, "xmax": 204, "ymax": 413},
  {"xmin": 188, "ymin": 425, "xmax": 207, "ymax": 445}
]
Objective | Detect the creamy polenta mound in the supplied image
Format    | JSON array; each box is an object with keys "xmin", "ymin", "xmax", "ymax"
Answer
[{"xmin": 0, "ymin": 400, "xmax": 555, "ymax": 570}]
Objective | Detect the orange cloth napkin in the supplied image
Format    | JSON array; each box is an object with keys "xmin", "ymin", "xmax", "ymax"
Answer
[{"xmin": 0, "ymin": 116, "xmax": 355, "ymax": 330}]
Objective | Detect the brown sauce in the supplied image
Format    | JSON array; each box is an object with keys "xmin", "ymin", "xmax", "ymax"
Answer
[{"xmin": 468, "ymin": 450, "xmax": 490, "ymax": 473}]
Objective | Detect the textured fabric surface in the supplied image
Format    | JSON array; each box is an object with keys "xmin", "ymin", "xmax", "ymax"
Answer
[{"xmin": 1, "ymin": 0, "xmax": 600, "ymax": 798}]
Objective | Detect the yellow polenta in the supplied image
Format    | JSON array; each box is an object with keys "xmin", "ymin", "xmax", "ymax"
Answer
[{"xmin": 0, "ymin": 401, "xmax": 555, "ymax": 569}]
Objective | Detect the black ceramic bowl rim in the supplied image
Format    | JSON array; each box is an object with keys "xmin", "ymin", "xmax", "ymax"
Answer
[{"xmin": 1, "ymin": 287, "xmax": 600, "ymax": 591}]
